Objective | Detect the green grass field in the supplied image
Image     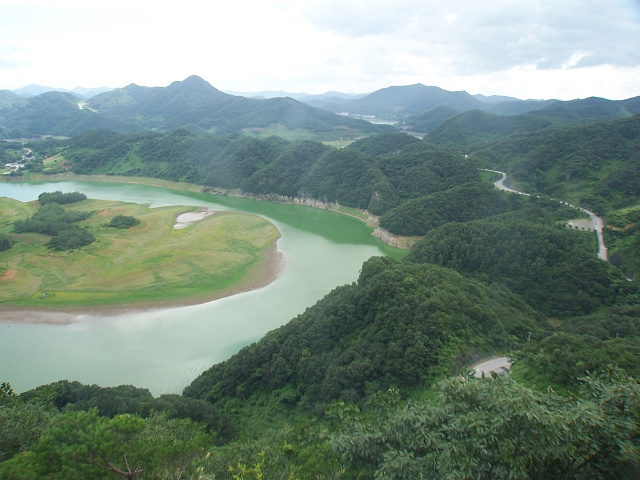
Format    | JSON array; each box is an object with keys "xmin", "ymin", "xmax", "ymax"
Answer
[{"xmin": 0, "ymin": 197, "xmax": 280, "ymax": 308}]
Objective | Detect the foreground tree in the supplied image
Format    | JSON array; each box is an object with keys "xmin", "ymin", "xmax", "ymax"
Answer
[
  {"xmin": 331, "ymin": 368, "xmax": 640, "ymax": 479},
  {"xmin": 0, "ymin": 383, "xmax": 57, "ymax": 463},
  {"xmin": 0, "ymin": 409, "xmax": 210, "ymax": 479}
]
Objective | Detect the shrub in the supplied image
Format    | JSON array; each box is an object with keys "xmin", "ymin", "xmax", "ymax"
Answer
[
  {"xmin": 107, "ymin": 215, "xmax": 141, "ymax": 229},
  {"xmin": 0, "ymin": 233, "xmax": 14, "ymax": 251}
]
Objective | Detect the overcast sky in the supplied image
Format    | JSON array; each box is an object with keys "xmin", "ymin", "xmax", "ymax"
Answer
[{"xmin": 1, "ymin": 0, "xmax": 639, "ymax": 100}]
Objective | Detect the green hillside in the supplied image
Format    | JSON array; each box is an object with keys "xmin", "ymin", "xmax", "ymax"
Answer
[
  {"xmin": 184, "ymin": 257, "xmax": 541, "ymax": 409},
  {"xmin": 426, "ymin": 109, "xmax": 571, "ymax": 151},
  {"xmin": 476, "ymin": 114, "xmax": 640, "ymax": 206},
  {"xmin": 0, "ymin": 91, "xmax": 141, "ymax": 138},
  {"xmin": 424, "ymin": 97, "xmax": 640, "ymax": 152},
  {"xmin": 475, "ymin": 114, "xmax": 640, "ymax": 276},
  {"xmin": 378, "ymin": 182, "xmax": 526, "ymax": 236},
  {"xmin": 406, "ymin": 217, "xmax": 633, "ymax": 318},
  {"xmin": 403, "ymin": 105, "xmax": 461, "ymax": 134},
  {"xmin": 31, "ymin": 130, "xmax": 480, "ymax": 217}
]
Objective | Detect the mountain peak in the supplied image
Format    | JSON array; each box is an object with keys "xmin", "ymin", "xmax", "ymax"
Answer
[{"xmin": 173, "ymin": 75, "xmax": 218, "ymax": 91}]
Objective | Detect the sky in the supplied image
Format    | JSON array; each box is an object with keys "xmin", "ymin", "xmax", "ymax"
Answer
[{"xmin": 1, "ymin": 0, "xmax": 639, "ymax": 100}]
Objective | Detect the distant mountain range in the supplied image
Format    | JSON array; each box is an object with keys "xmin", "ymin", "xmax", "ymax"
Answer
[
  {"xmin": 2, "ymin": 76, "xmax": 639, "ymax": 140},
  {"xmin": 10, "ymin": 84, "xmax": 114, "ymax": 100},
  {"xmin": 1, "ymin": 76, "xmax": 390, "ymax": 139}
]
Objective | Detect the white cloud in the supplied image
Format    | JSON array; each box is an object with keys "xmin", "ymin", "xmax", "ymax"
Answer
[{"xmin": 0, "ymin": 0, "xmax": 638, "ymax": 99}]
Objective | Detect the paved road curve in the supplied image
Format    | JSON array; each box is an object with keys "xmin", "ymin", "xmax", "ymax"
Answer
[{"xmin": 473, "ymin": 356, "xmax": 513, "ymax": 378}]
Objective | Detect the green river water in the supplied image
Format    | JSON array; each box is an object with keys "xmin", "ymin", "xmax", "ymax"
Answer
[{"xmin": 0, "ymin": 180, "xmax": 403, "ymax": 395}]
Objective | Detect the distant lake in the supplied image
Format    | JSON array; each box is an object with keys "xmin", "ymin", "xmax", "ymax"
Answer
[{"xmin": 0, "ymin": 180, "xmax": 402, "ymax": 395}]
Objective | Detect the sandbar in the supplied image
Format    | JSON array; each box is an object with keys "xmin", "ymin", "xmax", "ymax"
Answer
[
  {"xmin": 173, "ymin": 208, "xmax": 216, "ymax": 229},
  {"xmin": 0, "ymin": 242, "xmax": 285, "ymax": 325}
]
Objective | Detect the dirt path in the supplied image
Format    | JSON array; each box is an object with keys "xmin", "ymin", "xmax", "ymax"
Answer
[{"xmin": 1, "ymin": 269, "xmax": 17, "ymax": 280}]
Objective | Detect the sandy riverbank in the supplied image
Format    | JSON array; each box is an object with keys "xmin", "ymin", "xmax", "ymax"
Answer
[{"xmin": 0, "ymin": 241, "xmax": 286, "ymax": 325}]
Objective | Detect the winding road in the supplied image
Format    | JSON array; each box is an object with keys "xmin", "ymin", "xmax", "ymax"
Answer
[{"xmin": 482, "ymin": 169, "xmax": 608, "ymax": 261}]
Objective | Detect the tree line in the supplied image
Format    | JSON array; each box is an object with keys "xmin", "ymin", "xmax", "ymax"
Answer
[{"xmin": 56, "ymin": 130, "xmax": 480, "ymax": 217}]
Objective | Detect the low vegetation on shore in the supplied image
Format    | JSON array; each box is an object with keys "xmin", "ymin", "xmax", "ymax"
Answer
[{"xmin": 0, "ymin": 195, "xmax": 280, "ymax": 309}]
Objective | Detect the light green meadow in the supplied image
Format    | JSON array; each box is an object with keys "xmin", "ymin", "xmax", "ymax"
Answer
[{"xmin": 0, "ymin": 197, "xmax": 280, "ymax": 308}]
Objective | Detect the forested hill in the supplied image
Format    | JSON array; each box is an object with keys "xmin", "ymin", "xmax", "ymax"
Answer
[
  {"xmin": 184, "ymin": 202, "xmax": 637, "ymax": 412},
  {"xmin": 0, "ymin": 91, "xmax": 140, "ymax": 138},
  {"xmin": 183, "ymin": 258, "xmax": 543, "ymax": 408},
  {"xmin": 475, "ymin": 114, "xmax": 640, "ymax": 209},
  {"xmin": 406, "ymin": 217, "xmax": 633, "ymax": 318},
  {"xmin": 48, "ymin": 130, "xmax": 481, "ymax": 216},
  {"xmin": 335, "ymin": 83, "xmax": 487, "ymax": 116},
  {"xmin": 424, "ymin": 98, "xmax": 640, "ymax": 151}
]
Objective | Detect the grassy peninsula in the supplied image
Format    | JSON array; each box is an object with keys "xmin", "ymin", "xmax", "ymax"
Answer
[{"xmin": 0, "ymin": 196, "xmax": 281, "ymax": 310}]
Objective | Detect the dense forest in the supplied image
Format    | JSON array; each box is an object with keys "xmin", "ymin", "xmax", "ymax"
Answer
[{"xmin": 1, "ymin": 105, "xmax": 639, "ymax": 477}]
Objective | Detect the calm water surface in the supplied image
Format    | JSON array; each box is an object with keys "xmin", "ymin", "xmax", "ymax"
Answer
[{"xmin": 0, "ymin": 181, "xmax": 402, "ymax": 395}]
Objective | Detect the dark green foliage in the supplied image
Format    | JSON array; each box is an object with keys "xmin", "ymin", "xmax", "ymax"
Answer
[
  {"xmin": 406, "ymin": 218, "xmax": 635, "ymax": 318},
  {"xmin": 537, "ymin": 95, "xmax": 640, "ymax": 123},
  {"xmin": 301, "ymin": 148, "xmax": 382, "ymax": 208},
  {"xmin": 379, "ymin": 182, "xmax": 525, "ymax": 235},
  {"xmin": 0, "ymin": 409, "xmax": 209, "ymax": 480},
  {"xmin": 477, "ymin": 114, "xmax": 640, "ymax": 206},
  {"xmin": 12, "ymin": 202, "xmax": 95, "ymax": 250},
  {"xmin": 367, "ymin": 143, "xmax": 481, "ymax": 215},
  {"xmin": 471, "ymin": 113, "xmax": 640, "ymax": 279},
  {"xmin": 22, "ymin": 381, "xmax": 154, "ymax": 417},
  {"xmin": 69, "ymin": 129, "xmax": 128, "ymax": 149},
  {"xmin": 0, "ymin": 141, "xmax": 23, "ymax": 164},
  {"xmin": 240, "ymin": 139, "xmax": 332, "ymax": 197},
  {"xmin": 605, "ymin": 221, "xmax": 640, "ymax": 279},
  {"xmin": 425, "ymin": 97, "xmax": 640, "ymax": 153},
  {"xmin": 13, "ymin": 203, "xmax": 92, "ymax": 236},
  {"xmin": 426, "ymin": 109, "xmax": 569, "ymax": 152},
  {"xmin": 331, "ymin": 370, "xmax": 640, "ymax": 479},
  {"xmin": 403, "ymin": 105, "xmax": 461, "ymax": 133},
  {"xmin": 21, "ymin": 380, "xmax": 234, "ymax": 442},
  {"xmin": 0, "ymin": 233, "xmax": 14, "ymax": 251},
  {"xmin": 62, "ymin": 130, "xmax": 481, "ymax": 215},
  {"xmin": 378, "ymin": 143, "xmax": 480, "ymax": 198},
  {"xmin": 0, "ymin": 383, "xmax": 57, "ymax": 463},
  {"xmin": 347, "ymin": 132, "xmax": 421, "ymax": 155},
  {"xmin": 517, "ymin": 304, "xmax": 640, "ymax": 389},
  {"xmin": 184, "ymin": 258, "xmax": 540, "ymax": 409},
  {"xmin": 107, "ymin": 215, "xmax": 140, "ymax": 229},
  {"xmin": 38, "ymin": 191, "xmax": 87, "ymax": 205},
  {"xmin": 150, "ymin": 394, "xmax": 235, "ymax": 441},
  {"xmin": 46, "ymin": 227, "xmax": 95, "ymax": 250}
]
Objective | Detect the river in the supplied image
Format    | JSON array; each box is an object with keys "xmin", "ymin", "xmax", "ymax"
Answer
[{"xmin": 0, "ymin": 180, "xmax": 403, "ymax": 395}]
